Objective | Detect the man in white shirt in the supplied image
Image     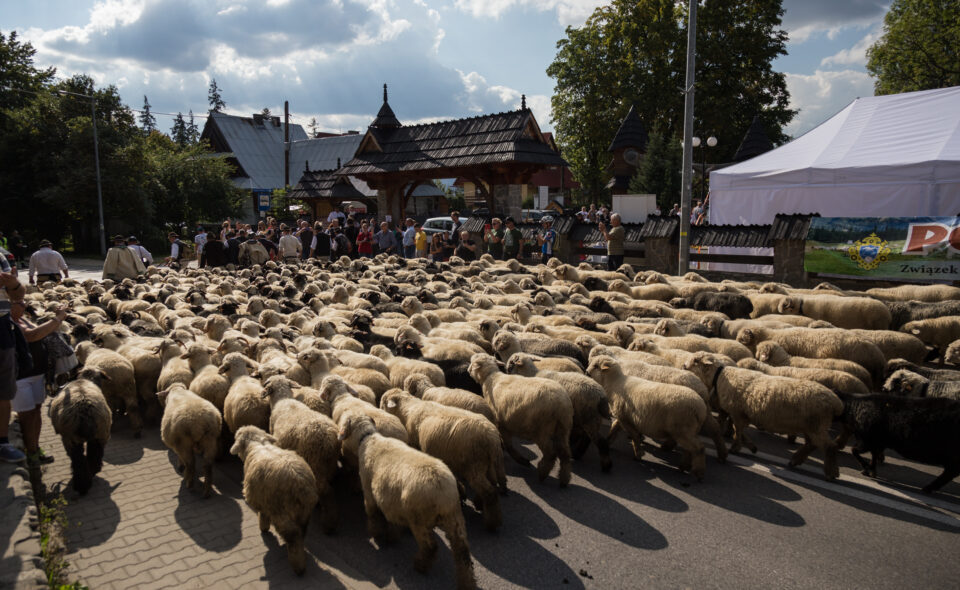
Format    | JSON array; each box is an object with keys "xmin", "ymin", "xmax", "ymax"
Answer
[
  {"xmin": 402, "ymin": 218, "xmax": 417, "ymax": 258},
  {"xmin": 277, "ymin": 225, "xmax": 302, "ymax": 263},
  {"xmin": 194, "ymin": 228, "xmax": 207, "ymax": 262},
  {"xmin": 28, "ymin": 240, "xmax": 69, "ymax": 285},
  {"xmin": 126, "ymin": 236, "xmax": 153, "ymax": 266}
]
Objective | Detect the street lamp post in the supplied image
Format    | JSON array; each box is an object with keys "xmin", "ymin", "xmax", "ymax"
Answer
[
  {"xmin": 57, "ymin": 86, "xmax": 106, "ymax": 255},
  {"xmin": 692, "ymin": 135, "xmax": 717, "ymax": 206},
  {"xmin": 678, "ymin": 0, "xmax": 697, "ymax": 275}
]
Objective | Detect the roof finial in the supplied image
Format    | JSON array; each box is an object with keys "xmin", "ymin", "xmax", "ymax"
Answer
[
  {"xmin": 383, "ymin": 83, "xmax": 388, "ymax": 103},
  {"xmin": 521, "ymin": 94, "xmax": 526, "ymax": 110}
]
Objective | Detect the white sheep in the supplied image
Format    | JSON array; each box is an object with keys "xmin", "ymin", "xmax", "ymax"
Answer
[
  {"xmin": 777, "ymin": 295, "xmax": 892, "ymax": 330},
  {"xmin": 381, "ymin": 389, "xmax": 506, "ymax": 532},
  {"xmin": 80, "ymin": 348, "xmax": 143, "ymax": 436},
  {"xmin": 403, "ymin": 374, "xmax": 497, "ymax": 424},
  {"xmin": 230, "ymin": 426, "xmax": 317, "ymax": 575},
  {"xmin": 737, "ymin": 358, "xmax": 869, "ymax": 393},
  {"xmin": 370, "ymin": 344, "xmax": 445, "ymax": 389},
  {"xmin": 48, "ymin": 376, "xmax": 112, "ymax": 495},
  {"xmin": 157, "ymin": 383, "xmax": 222, "ymax": 498},
  {"xmin": 467, "ymin": 353, "xmax": 573, "ymax": 486},
  {"xmin": 901, "ymin": 316, "xmax": 960, "ymax": 365},
  {"xmin": 222, "ymin": 357, "xmax": 269, "ymax": 434},
  {"xmin": 262, "ymin": 376, "xmax": 340, "ymax": 534},
  {"xmin": 684, "ymin": 352, "xmax": 842, "ymax": 480},
  {"xmin": 586, "ymin": 355, "xmax": 710, "ymax": 480},
  {"xmin": 754, "ymin": 341, "xmax": 872, "ymax": 390},
  {"xmin": 337, "ymin": 412, "xmax": 477, "ymax": 589}
]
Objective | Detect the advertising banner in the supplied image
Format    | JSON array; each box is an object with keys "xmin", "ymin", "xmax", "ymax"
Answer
[{"xmin": 804, "ymin": 217, "xmax": 960, "ymax": 280}]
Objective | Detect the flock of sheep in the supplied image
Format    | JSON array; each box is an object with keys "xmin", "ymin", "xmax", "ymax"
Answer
[{"xmin": 31, "ymin": 253, "xmax": 960, "ymax": 589}]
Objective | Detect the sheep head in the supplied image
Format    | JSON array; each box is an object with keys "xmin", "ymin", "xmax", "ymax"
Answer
[
  {"xmin": 736, "ymin": 328, "xmax": 760, "ymax": 348},
  {"xmin": 261, "ymin": 375, "xmax": 296, "ymax": 404},
  {"xmin": 230, "ymin": 425, "xmax": 276, "ymax": 460},
  {"xmin": 585, "ymin": 355, "xmax": 618, "ymax": 382},
  {"xmin": 319, "ymin": 374, "xmax": 359, "ymax": 403},
  {"xmin": 380, "ymin": 388, "xmax": 411, "ymax": 413},
  {"xmin": 468, "ymin": 353, "xmax": 500, "ymax": 384},
  {"xmin": 505, "ymin": 353, "xmax": 537, "ymax": 376},
  {"xmin": 777, "ymin": 297, "xmax": 801, "ymax": 315},
  {"xmin": 699, "ymin": 316, "xmax": 723, "ymax": 337},
  {"xmin": 337, "ymin": 411, "xmax": 376, "ymax": 443},
  {"xmin": 219, "ymin": 352, "xmax": 257, "ymax": 376},
  {"xmin": 883, "ymin": 369, "xmax": 927, "ymax": 396},
  {"xmin": 78, "ymin": 367, "xmax": 111, "ymax": 388}
]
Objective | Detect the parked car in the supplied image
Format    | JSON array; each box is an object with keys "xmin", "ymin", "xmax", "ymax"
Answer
[
  {"xmin": 521, "ymin": 209, "xmax": 553, "ymax": 223},
  {"xmin": 422, "ymin": 217, "xmax": 456, "ymax": 238}
]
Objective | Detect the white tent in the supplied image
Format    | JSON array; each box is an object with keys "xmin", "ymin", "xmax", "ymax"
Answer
[{"xmin": 709, "ymin": 86, "xmax": 960, "ymax": 226}]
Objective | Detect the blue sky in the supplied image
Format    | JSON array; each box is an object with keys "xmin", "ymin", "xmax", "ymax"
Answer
[{"xmin": 2, "ymin": 0, "xmax": 889, "ymax": 141}]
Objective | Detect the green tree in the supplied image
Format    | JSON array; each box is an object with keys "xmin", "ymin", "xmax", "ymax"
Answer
[
  {"xmin": 629, "ymin": 130, "xmax": 682, "ymax": 210},
  {"xmin": 866, "ymin": 0, "xmax": 960, "ymax": 95},
  {"xmin": 0, "ymin": 31, "xmax": 55, "ymax": 112},
  {"xmin": 187, "ymin": 110, "xmax": 199, "ymax": 143},
  {"xmin": 547, "ymin": 0, "xmax": 794, "ymax": 199},
  {"xmin": 139, "ymin": 95, "xmax": 156, "ymax": 133},
  {"xmin": 208, "ymin": 78, "xmax": 226, "ymax": 112},
  {"xmin": 308, "ymin": 117, "xmax": 318, "ymax": 137},
  {"xmin": 260, "ymin": 107, "xmax": 272, "ymax": 117},
  {"xmin": 171, "ymin": 112, "xmax": 189, "ymax": 146}
]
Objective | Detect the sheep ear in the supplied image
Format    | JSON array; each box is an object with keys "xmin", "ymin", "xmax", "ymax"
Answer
[
  {"xmin": 910, "ymin": 329, "xmax": 920, "ymax": 335},
  {"xmin": 599, "ymin": 359, "xmax": 612, "ymax": 371},
  {"xmin": 337, "ymin": 427, "xmax": 349, "ymax": 441},
  {"xmin": 386, "ymin": 399, "xmax": 397, "ymax": 409}
]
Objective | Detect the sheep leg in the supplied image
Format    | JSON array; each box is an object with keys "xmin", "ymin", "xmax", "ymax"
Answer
[
  {"xmin": 490, "ymin": 456, "xmax": 508, "ymax": 496},
  {"xmin": 410, "ymin": 525, "xmax": 439, "ymax": 573},
  {"xmin": 570, "ymin": 427, "xmax": 591, "ymax": 460},
  {"xmin": 86, "ymin": 439, "xmax": 106, "ymax": 475},
  {"xmin": 500, "ymin": 431, "xmax": 531, "ymax": 467},
  {"xmin": 921, "ymin": 464, "xmax": 960, "ymax": 494},
  {"xmin": 317, "ymin": 486, "xmax": 338, "ymax": 535},
  {"xmin": 471, "ymin": 472, "xmax": 502, "ymax": 532},
  {"xmin": 700, "ymin": 415, "xmax": 727, "ymax": 464},
  {"xmin": 788, "ymin": 438, "xmax": 816, "ymax": 468},
  {"xmin": 364, "ymin": 498, "xmax": 390, "ymax": 546},
  {"xmin": 659, "ymin": 438, "xmax": 678, "ymax": 452},
  {"xmin": 676, "ymin": 436, "xmax": 706, "ymax": 481},
  {"xmin": 833, "ymin": 425, "xmax": 853, "ymax": 450},
  {"xmin": 67, "ymin": 441, "xmax": 93, "ymax": 495},
  {"xmin": 729, "ymin": 416, "xmax": 757, "ymax": 454},
  {"xmin": 441, "ymin": 512, "xmax": 478, "ymax": 590},
  {"xmin": 279, "ymin": 524, "xmax": 307, "ymax": 576},
  {"xmin": 588, "ymin": 423, "xmax": 612, "ymax": 473},
  {"xmin": 535, "ymin": 436, "xmax": 559, "ymax": 483},
  {"xmin": 126, "ymin": 398, "xmax": 143, "ymax": 438},
  {"xmin": 605, "ymin": 419, "xmax": 622, "ymax": 445},
  {"xmin": 850, "ymin": 445, "xmax": 875, "ymax": 476},
  {"xmin": 258, "ymin": 512, "xmax": 271, "ymax": 533},
  {"xmin": 555, "ymin": 433, "xmax": 572, "ymax": 488},
  {"xmin": 173, "ymin": 443, "xmax": 196, "ymax": 489}
]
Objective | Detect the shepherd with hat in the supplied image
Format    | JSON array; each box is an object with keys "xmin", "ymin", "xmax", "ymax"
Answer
[
  {"xmin": 127, "ymin": 236, "xmax": 153, "ymax": 266},
  {"xmin": 103, "ymin": 235, "xmax": 146, "ymax": 281},
  {"xmin": 27, "ymin": 239, "xmax": 69, "ymax": 285}
]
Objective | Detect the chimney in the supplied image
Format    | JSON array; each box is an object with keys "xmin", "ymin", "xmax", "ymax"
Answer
[{"xmin": 252, "ymin": 113, "xmax": 264, "ymax": 125}]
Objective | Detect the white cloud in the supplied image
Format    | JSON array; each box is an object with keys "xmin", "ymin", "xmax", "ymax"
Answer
[
  {"xmin": 453, "ymin": 0, "xmax": 604, "ymax": 26},
  {"xmin": 785, "ymin": 69, "xmax": 874, "ymax": 137},
  {"xmin": 782, "ymin": 0, "xmax": 888, "ymax": 43},
  {"xmin": 820, "ymin": 27, "xmax": 881, "ymax": 67}
]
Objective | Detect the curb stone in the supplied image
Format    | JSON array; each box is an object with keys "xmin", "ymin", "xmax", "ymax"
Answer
[{"xmin": 0, "ymin": 421, "xmax": 48, "ymax": 590}]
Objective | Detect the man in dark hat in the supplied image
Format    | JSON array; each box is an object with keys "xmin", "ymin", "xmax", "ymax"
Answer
[
  {"xmin": 28, "ymin": 239, "xmax": 68, "ymax": 284},
  {"xmin": 103, "ymin": 235, "xmax": 145, "ymax": 281},
  {"xmin": 165, "ymin": 232, "xmax": 188, "ymax": 267}
]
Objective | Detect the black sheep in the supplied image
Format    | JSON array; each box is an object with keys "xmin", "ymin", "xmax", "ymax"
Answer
[
  {"xmin": 837, "ymin": 393, "xmax": 960, "ymax": 493},
  {"xmin": 884, "ymin": 358, "xmax": 960, "ymax": 381},
  {"xmin": 690, "ymin": 291, "xmax": 753, "ymax": 319},
  {"xmin": 396, "ymin": 340, "xmax": 485, "ymax": 395}
]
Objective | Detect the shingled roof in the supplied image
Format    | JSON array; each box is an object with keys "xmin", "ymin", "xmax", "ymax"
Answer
[
  {"xmin": 766, "ymin": 213, "xmax": 820, "ymax": 242},
  {"xmin": 732, "ymin": 115, "xmax": 774, "ymax": 163},
  {"xmin": 371, "ymin": 84, "xmax": 401, "ymax": 130},
  {"xmin": 609, "ymin": 104, "xmax": 649, "ymax": 152},
  {"xmin": 339, "ymin": 108, "xmax": 566, "ymax": 176},
  {"xmin": 288, "ymin": 169, "xmax": 367, "ymax": 202},
  {"xmin": 690, "ymin": 224, "xmax": 771, "ymax": 248}
]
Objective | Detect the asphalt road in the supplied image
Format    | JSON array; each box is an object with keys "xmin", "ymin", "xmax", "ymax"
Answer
[
  {"xmin": 210, "ymin": 427, "xmax": 960, "ymax": 590},
  {"xmin": 54, "ymin": 257, "xmax": 960, "ymax": 588}
]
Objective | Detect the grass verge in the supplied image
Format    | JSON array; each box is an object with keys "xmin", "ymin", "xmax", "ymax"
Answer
[{"xmin": 38, "ymin": 493, "xmax": 88, "ymax": 590}]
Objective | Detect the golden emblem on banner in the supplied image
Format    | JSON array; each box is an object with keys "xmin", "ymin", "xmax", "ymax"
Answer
[{"xmin": 848, "ymin": 233, "xmax": 890, "ymax": 270}]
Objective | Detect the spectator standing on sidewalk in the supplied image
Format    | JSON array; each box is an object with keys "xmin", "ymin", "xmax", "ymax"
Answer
[
  {"xmin": 598, "ymin": 213, "xmax": 625, "ymax": 271},
  {"xmin": 194, "ymin": 227, "xmax": 207, "ymax": 263},
  {"xmin": 536, "ymin": 216, "xmax": 557, "ymax": 264},
  {"xmin": 374, "ymin": 222, "xmax": 397, "ymax": 255},
  {"xmin": 0, "ymin": 269, "xmax": 27, "ymax": 463},
  {"xmin": 200, "ymin": 232, "xmax": 228, "ymax": 268},
  {"xmin": 484, "ymin": 218, "xmax": 504, "ymax": 259},
  {"xmin": 402, "ymin": 218, "xmax": 417, "ymax": 259},
  {"xmin": 224, "ymin": 231, "xmax": 241, "ymax": 269},
  {"xmin": 414, "ymin": 223, "xmax": 428, "ymax": 258},
  {"xmin": 102, "ymin": 235, "xmax": 145, "ymax": 281},
  {"xmin": 10, "ymin": 297, "xmax": 67, "ymax": 465},
  {"xmin": 356, "ymin": 222, "xmax": 374, "ymax": 258},
  {"xmin": 502, "ymin": 217, "xmax": 524, "ymax": 261},
  {"xmin": 296, "ymin": 221, "xmax": 314, "ymax": 262},
  {"xmin": 28, "ymin": 240, "xmax": 69, "ymax": 285}
]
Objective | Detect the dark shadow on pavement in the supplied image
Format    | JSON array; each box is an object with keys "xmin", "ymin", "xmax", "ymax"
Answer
[
  {"xmin": 528, "ymin": 481, "xmax": 669, "ymax": 550},
  {"xmin": 174, "ymin": 484, "xmax": 243, "ymax": 552},
  {"xmin": 666, "ymin": 460, "xmax": 807, "ymax": 527},
  {"xmin": 60, "ymin": 479, "xmax": 122, "ymax": 549},
  {"xmin": 575, "ymin": 447, "xmax": 691, "ymax": 514},
  {"xmin": 260, "ymin": 531, "xmax": 349, "ymax": 590}
]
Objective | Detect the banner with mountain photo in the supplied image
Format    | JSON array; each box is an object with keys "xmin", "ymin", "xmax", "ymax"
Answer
[{"xmin": 804, "ymin": 217, "xmax": 960, "ymax": 280}]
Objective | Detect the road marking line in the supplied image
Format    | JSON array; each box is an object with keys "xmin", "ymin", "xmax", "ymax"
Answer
[{"xmin": 704, "ymin": 448, "xmax": 960, "ymax": 528}]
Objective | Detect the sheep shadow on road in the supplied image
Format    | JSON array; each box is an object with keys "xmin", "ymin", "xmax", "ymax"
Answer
[
  {"xmin": 173, "ymin": 483, "xmax": 244, "ymax": 552},
  {"xmin": 260, "ymin": 531, "xmax": 349, "ymax": 590}
]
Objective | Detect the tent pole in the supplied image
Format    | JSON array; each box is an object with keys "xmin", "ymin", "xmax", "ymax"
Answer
[{"xmin": 678, "ymin": 0, "xmax": 697, "ymax": 275}]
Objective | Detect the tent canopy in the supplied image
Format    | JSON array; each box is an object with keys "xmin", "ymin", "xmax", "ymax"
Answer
[{"xmin": 710, "ymin": 86, "xmax": 960, "ymax": 226}]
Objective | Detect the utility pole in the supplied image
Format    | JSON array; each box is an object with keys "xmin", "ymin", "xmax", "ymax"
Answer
[
  {"xmin": 678, "ymin": 0, "xmax": 697, "ymax": 274},
  {"xmin": 284, "ymin": 100, "xmax": 290, "ymax": 188}
]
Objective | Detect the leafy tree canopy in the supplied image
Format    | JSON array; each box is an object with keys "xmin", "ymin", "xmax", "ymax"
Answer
[
  {"xmin": 866, "ymin": 0, "xmax": 960, "ymax": 95},
  {"xmin": 547, "ymin": 0, "xmax": 794, "ymax": 204}
]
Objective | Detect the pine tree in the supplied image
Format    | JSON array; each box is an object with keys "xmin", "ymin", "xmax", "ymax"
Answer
[
  {"xmin": 187, "ymin": 110, "xmax": 199, "ymax": 143},
  {"xmin": 208, "ymin": 78, "xmax": 225, "ymax": 112},
  {"xmin": 139, "ymin": 95, "xmax": 157, "ymax": 133},
  {"xmin": 629, "ymin": 130, "xmax": 681, "ymax": 211},
  {"xmin": 171, "ymin": 112, "xmax": 188, "ymax": 147},
  {"xmin": 308, "ymin": 117, "xmax": 318, "ymax": 137},
  {"xmin": 261, "ymin": 107, "xmax": 271, "ymax": 117}
]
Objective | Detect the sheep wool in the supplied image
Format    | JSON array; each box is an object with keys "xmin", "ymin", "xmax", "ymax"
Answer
[
  {"xmin": 158, "ymin": 384, "xmax": 221, "ymax": 498},
  {"xmin": 48, "ymin": 377, "xmax": 112, "ymax": 495}
]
